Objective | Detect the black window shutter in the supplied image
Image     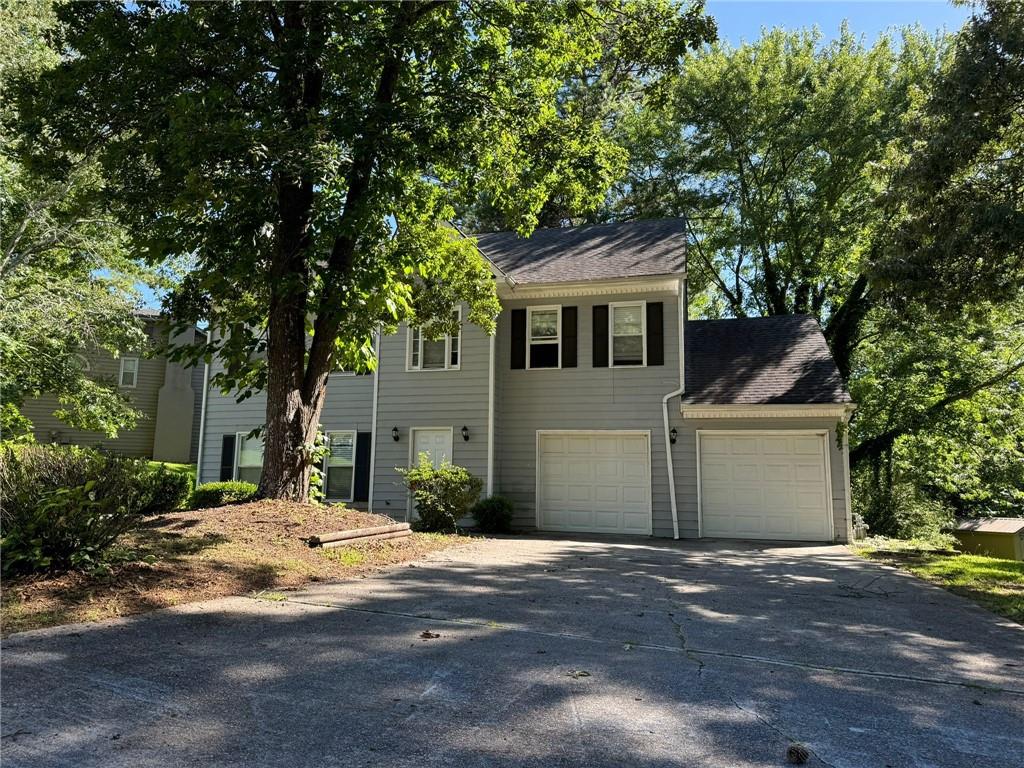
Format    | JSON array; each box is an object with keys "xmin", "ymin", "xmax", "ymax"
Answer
[
  {"xmin": 562, "ymin": 307, "xmax": 577, "ymax": 368},
  {"xmin": 219, "ymin": 434, "xmax": 236, "ymax": 481},
  {"xmin": 592, "ymin": 305, "xmax": 609, "ymax": 367},
  {"xmin": 647, "ymin": 302, "xmax": 664, "ymax": 366},
  {"xmin": 510, "ymin": 308, "xmax": 526, "ymax": 369},
  {"xmin": 353, "ymin": 432, "xmax": 372, "ymax": 502}
]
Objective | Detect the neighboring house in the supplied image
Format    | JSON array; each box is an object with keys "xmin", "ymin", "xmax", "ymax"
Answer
[
  {"xmin": 197, "ymin": 218, "xmax": 856, "ymax": 542},
  {"xmin": 22, "ymin": 309, "xmax": 205, "ymax": 464}
]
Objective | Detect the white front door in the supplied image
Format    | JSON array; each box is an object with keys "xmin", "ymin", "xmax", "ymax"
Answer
[
  {"xmin": 537, "ymin": 431, "xmax": 652, "ymax": 535},
  {"xmin": 699, "ymin": 431, "xmax": 832, "ymax": 541},
  {"xmin": 408, "ymin": 428, "xmax": 454, "ymax": 519},
  {"xmin": 411, "ymin": 428, "xmax": 453, "ymax": 469}
]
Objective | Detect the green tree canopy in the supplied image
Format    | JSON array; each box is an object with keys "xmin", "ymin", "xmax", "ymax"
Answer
[
  {"xmin": 1, "ymin": 0, "xmax": 156, "ymax": 440},
  {"xmin": 18, "ymin": 0, "xmax": 715, "ymax": 499}
]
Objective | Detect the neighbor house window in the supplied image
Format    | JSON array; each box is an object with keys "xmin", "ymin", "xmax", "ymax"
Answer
[
  {"xmin": 235, "ymin": 432, "xmax": 264, "ymax": 484},
  {"xmin": 119, "ymin": 357, "xmax": 139, "ymax": 388},
  {"xmin": 610, "ymin": 302, "xmax": 646, "ymax": 367},
  {"xmin": 323, "ymin": 430, "xmax": 356, "ymax": 501},
  {"xmin": 527, "ymin": 305, "xmax": 560, "ymax": 369},
  {"xmin": 408, "ymin": 308, "xmax": 461, "ymax": 371}
]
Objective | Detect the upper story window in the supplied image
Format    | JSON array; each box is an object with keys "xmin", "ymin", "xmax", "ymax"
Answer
[
  {"xmin": 119, "ymin": 357, "xmax": 139, "ymax": 388},
  {"xmin": 408, "ymin": 308, "xmax": 461, "ymax": 371},
  {"xmin": 527, "ymin": 305, "xmax": 560, "ymax": 369},
  {"xmin": 235, "ymin": 432, "xmax": 263, "ymax": 484},
  {"xmin": 610, "ymin": 302, "xmax": 646, "ymax": 367}
]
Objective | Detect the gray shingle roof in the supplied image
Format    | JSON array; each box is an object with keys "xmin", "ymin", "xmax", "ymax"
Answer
[
  {"xmin": 682, "ymin": 315, "xmax": 852, "ymax": 405},
  {"xmin": 473, "ymin": 218, "xmax": 686, "ymax": 284}
]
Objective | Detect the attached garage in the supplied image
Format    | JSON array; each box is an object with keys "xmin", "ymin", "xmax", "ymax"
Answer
[
  {"xmin": 536, "ymin": 431, "xmax": 651, "ymax": 535},
  {"xmin": 698, "ymin": 431, "xmax": 833, "ymax": 541}
]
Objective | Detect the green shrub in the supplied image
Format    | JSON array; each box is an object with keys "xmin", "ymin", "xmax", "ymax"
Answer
[
  {"xmin": 471, "ymin": 495, "xmax": 514, "ymax": 533},
  {"xmin": 190, "ymin": 480, "xmax": 258, "ymax": 509},
  {"xmin": 398, "ymin": 456, "xmax": 482, "ymax": 533},
  {"xmin": 0, "ymin": 445, "xmax": 160, "ymax": 574},
  {"xmin": 142, "ymin": 465, "xmax": 193, "ymax": 515}
]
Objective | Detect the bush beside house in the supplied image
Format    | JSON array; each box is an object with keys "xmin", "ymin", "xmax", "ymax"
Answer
[
  {"xmin": 0, "ymin": 445, "xmax": 191, "ymax": 574},
  {"xmin": 398, "ymin": 457, "xmax": 482, "ymax": 533},
  {"xmin": 189, "ymin": 481, "xmax": 258, "ymax": 510}
]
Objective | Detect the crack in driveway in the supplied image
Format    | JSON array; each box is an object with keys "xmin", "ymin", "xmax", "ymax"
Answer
[{"xmin": 266, "ymin": 595, "xmax": 1024, "ymax": 697}]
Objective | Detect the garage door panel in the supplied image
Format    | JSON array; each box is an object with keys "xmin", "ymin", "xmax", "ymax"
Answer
[
  {"xmin": 539, "ymin": 432, "xmax": 651, "ymax": 534},
  {"xmin": 701, "ymin": 432, "xmax": 830, "ymax": 542}
]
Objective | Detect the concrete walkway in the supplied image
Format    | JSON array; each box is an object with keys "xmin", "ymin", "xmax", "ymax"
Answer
[{"xmin": 3, "ymin": 536, "xmax": 1023, "ymax": 767}]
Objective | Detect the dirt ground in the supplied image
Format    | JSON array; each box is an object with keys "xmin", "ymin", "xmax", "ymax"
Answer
[{"xmin": 1, "ymin": 500, "xmax": 473, "ymax": 635}]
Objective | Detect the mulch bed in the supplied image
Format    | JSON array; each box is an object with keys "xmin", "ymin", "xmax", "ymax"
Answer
[{"xmin": 1, "ymin": 500, "xmax": 472, "ymax": 635}]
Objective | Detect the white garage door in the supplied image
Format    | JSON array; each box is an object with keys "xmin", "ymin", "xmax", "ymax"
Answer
[
  {"xmin": 699, "ymin": 432, "xmax": 832, "ymax": 541},
  {"xmin": 537, "ymin": 431, "xmax": 651, "ymax": 534}
]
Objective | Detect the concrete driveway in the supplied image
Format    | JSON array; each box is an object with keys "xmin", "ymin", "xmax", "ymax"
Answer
[{"xmin": 3, "ymin": 536, "xmax": 1023, "ymax": 768}]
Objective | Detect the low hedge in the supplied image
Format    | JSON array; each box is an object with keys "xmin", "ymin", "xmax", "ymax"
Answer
[{"xmin": 190, "ymin": 480, "xmax": 258, "ymax": 509}]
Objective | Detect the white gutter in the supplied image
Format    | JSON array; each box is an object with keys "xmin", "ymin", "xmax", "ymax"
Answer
[
  {"xmin": 194, "ymin": 328, "xmax": 211, "ymax": 490},
  {"xmin": 367, "ymin": 328, "xmax": 382, "ymax": 511},
  {"xmin": 486, "ymin": 330, "xmax": 496, "ymax": 495},
  {"xmin": 661, "ymin": 276, "xmax": 686, "ymax": 539}
]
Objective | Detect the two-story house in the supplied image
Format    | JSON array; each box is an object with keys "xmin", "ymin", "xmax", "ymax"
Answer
[
  {"xmin": 196, "ymin": 218, "xmax": 855, "ymax": 542},
  {"xmin": 23, "ymin": 310, "xmax": 205, "ymax": 463}
]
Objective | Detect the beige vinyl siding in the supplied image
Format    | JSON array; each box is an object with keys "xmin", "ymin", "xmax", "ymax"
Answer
[
  {"xmin": 496, "ymin": 290, "xmax": 682, "ymax": 537},
  {"xmin": 674, "ymin": 416, "xmax": 849, "ymax": 542},
  {"xmin": 21, "ymin": 337, "xmax": 165, "ymax": 459},
  {"xmin": 371, "ymin": 307, "xmax": 490, "ymax": 518}
]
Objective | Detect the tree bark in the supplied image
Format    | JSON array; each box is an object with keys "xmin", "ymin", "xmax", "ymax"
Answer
[
  {"xmin": 823, "ymin": 272, "xmax": 872, "ymax": 381},
  {"xmin": 259, "ymin": 1, "xmax": 420, "ymax": 501}
]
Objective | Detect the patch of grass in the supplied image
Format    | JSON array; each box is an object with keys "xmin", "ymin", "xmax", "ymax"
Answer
[
  {"xmin": 321, "ymin": 548, "xmax": 366, "ymax": 567},
  {"xmin": 252, "ymin": 590, "xmax": 288, "ymax": 602},
  {"xmin": 855, "ymin": 540, "xmax": 1024, "ymax": 624},
  {"xmin": 854, "ymin": 533, "xmax": 957, "ymax": 554}
]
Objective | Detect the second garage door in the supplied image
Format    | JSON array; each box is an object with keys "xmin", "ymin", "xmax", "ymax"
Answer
[
  {"xmin": 699, "ymin": 431, "xmax": 832, "ymax": 541},
  {"xmin": 537, "ymin": 431, "xmax": 651, "ymax": 535}
]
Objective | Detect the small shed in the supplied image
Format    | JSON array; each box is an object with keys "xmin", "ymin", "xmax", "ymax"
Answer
[{"xmin": 953, "ymin": 518, "xmax": 1024, "ymax": 561}]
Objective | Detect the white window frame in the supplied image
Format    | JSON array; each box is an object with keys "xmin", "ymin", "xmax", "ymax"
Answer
[
  {"xmin": 526, "ymin": 304, "xmax": 562, "ymax": 370},
  {"xmin": 234, "ymin": 431, "xmax": 264, "ymax": 482},
  {"xmin": 322, "ymin": 429, "xmax": 357, "ymax": 503},
  {"xmin": 118, "ymin": 357, "xmax": 139, "ymax": 388},
  {"xmin": 609, "ymin": 300, "xmax": 647, "ymax": 368},
  {"xmin": 406, "ymin": 306, "xmax": 462, "ymax": 372}
]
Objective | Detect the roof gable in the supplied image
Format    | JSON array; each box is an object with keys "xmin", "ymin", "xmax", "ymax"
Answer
[{"xmin": 473, "ymin": 218, "xmax": 686, "ymax": 285}]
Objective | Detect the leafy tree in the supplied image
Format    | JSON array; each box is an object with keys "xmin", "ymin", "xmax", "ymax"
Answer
[
  {"xmin": 609, "ymin": 26, "xmax": 945, "ymax": 377},
  {"xmin": 17, "ymin": 1, "xmax": 714, "ymax": 500},
  {"xmin": 0, "ymin": 0, "xmax": 151, "ymax": 440},
  {"xmin": 877, "ymin": 0, "xmax": 1024, "ymax": 313}
]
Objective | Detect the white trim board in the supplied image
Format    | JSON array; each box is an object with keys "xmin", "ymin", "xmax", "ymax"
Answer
[
  {"xmin": 695, "ymin": 429, "xmax": 835, "ymax": 542},
  {"xmin": 499, "ymin": 275, "xmax": 684, "ymax": 300},
  {"xmin": 682, "ymin": 404, "xmax": 856, "ymax": 419},
  {"xmin": 534, "ymin": 429, "xmax": 653, "ymax": 536}
]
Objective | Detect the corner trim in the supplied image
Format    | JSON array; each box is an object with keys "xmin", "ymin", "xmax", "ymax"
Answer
[{"xmin": 681, "ymin": 404, "xmax": 856, "ymax": 420}]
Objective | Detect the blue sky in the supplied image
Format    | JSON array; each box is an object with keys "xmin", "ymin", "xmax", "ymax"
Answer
[
  {"xmin": 708, "ymin": 0, "xmax": 973, "ymax": 45},
  {"xmin": 137, "ymin": 1, "xmax": 974, "ymax": 310}
]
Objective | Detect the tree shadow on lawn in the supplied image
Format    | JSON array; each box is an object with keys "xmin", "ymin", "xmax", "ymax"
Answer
[{"xmin": 4, "ymin": 537, "xmax": 1023, "ymax": 768}]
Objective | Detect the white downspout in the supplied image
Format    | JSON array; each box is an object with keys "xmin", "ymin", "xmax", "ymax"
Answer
[
  {"xmin": 662, "ymin": 277, "xmax": 686, "ymax": 539},
  {"xmin": 486, "ymin": 330, "xmax": 496, "ymax": 495},
  {"xmin": 367, "ymin": 329, "xmax": 382, "ymax": 511},
  {"xmin": 194, "ymin": 328, "xmax": 211, "ymax": 490}
]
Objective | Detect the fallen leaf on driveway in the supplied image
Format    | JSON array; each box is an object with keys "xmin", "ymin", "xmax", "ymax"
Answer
[
  {"xmin": 419, "ymin": 630, "xmax": 440, "ymax": 639},
  {"xmin": 566, "ymin": 670, "xmax": 591, "ymax": 679}
]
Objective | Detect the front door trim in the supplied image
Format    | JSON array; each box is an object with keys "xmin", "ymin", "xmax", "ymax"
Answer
[{"xmin": 406, "ymin": 426, "xmax": 455, "ymax": 520}]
